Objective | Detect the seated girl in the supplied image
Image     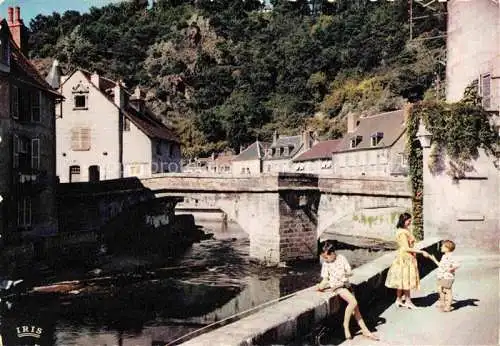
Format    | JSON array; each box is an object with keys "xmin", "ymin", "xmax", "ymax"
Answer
[{"xmin": 317, "ymin": 241, "xmax": 379, "ymax": 341}]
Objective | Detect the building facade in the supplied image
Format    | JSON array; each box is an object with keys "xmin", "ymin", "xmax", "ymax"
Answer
[
  {"xmin": 46, "ymin": 64, "xmax": 181, "ymax": 183},
  {"xmin": 421, "ymin": 0, "xmax": 500, "ymax": 250},
  {"xmin": 292, "ymin": 139, "xmax": 341, "ymax": 174},
  {"xmin": 232, "ymin": 131, "xmax": 316, "ymax": 176},
  {"xmin": 446, "ymin": 0, "xmax": 499, "ymax": 112},
  {"xmin": 0, "ymin": 7, "xmax": 61, "ymax": 242},
  {"xmin": 331, "ymin": 110, "xmax": 408, "ymax": 177}
]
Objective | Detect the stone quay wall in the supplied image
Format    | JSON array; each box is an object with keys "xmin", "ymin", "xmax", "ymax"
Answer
[{"xmin": 180, "ymin": 237, "xmax": 441, "ymax": 346}]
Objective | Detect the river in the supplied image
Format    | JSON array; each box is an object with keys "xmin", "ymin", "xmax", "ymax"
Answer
[{"xmin": 0, "ymin": 220, "xmax": 393, "ymax": 346}]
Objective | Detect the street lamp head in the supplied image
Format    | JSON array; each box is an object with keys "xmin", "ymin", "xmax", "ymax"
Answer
[{"xmin": 416, "ymin": 121, "xmax": 432, "ymax": 148}]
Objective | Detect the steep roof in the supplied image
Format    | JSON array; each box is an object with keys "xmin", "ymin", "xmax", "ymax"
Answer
[
  {"xmin": 60, "ymin": 68, "xmax": 179, "ymax": 143},
  {"xmin": 1, "ymin": 19, "xmax": 61, "ymax": 97},
  {"xmin": 233, "ymin": 141, "xmax": 270, "ymax": 161},
  {"xmin": 335, "ymin": 110, "xmax": 406, "ymax": 153},
  {"xmin": 293, "ymin": 139, "xmax": 342, "ymax": 162},
  {"xmin": 266, "ymin": 135, "xmax": 303, "ymax": 160},
  {"xmin": 124, "ymin": 104, "xmax": 180, "ymax": 142}
]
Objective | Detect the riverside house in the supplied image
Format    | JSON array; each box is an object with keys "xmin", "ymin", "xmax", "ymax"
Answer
[
  {"xmin": 331, "ymin": 110, "xmax": 408, "ymax": 177},
  {"xmin": 0, "ymin": 6, "xmax": 62, "ymax": 242},
  {"xmin": 45, "ymin": 62, "xmax": 182, "ymax": 182}
]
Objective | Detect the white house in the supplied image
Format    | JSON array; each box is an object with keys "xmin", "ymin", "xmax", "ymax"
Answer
[
  {"xmin": 232, "ymin": 131, "xmax": 316, "ymax": 176},
  {"xmin": 45, "ymin": 61, "xmax": 181, "ymax": 183},
  {"xmin": 332, "ymin": 110, "xmax": 408, "ymax": 177}
]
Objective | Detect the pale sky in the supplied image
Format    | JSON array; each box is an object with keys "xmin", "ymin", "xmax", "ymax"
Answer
[{"xmin": 0, "ymin": 0, "xmax": 147, "ymax": 25}]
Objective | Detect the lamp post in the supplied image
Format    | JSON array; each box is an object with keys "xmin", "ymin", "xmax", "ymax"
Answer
[{"xmin": 416, "ymin": 121, "xmax": 432, "ymax": 148}]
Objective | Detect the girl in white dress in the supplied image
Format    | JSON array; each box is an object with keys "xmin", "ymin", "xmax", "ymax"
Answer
[{"xmin": 317, "ymin": 241, "xmax": 379, "ymax": 341}]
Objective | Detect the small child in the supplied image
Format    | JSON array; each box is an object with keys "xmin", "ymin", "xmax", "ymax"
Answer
[
  {"xmin": 317, "ymin": 241, "xmax": 378, "ymax": 341},
  {"xmin": 429, "ymin": 240, "xmax": 460, "ymax": 312}
]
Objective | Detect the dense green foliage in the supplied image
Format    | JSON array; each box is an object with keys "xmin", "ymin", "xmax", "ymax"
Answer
[
  {"xmin": 406, "ymin": 85, "xmax": 499, "ymax": 240},
  {"xmin": 29, "ymin": 0, "xmax": 446, "ymax": 158}
]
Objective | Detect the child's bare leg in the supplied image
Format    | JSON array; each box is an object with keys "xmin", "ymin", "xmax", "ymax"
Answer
[
  {"xmin": 443, "ymin": 287, "xmax": 452, "ymax": 312},
  {"xmin": 437, "ymin": 284, "xmax": 444, "ymax": 308},
  {"xmin": 352, "ymin": 305, "xmax": 379, "ymax": 340},
  {"xmin": 396, "ymin": 289, "xmax": 404, "ymax": 304},
  {"xmin": 338, "ymin": 288, "xmax": 357, "ymax": 339}
]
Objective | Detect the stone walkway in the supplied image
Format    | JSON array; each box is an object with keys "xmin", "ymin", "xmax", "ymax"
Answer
[{"xmin": 342, "ymin": 248, "xmax": 500, "ymax": 346}]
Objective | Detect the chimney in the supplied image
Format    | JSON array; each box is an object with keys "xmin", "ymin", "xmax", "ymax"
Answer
[
  {"xmin": 7, "ymin": 6, "xmax": 28, "ymax": 55},
  {"xmin": 130, "ymin": 85, "xmax": 145, "ymax": 113},
  {"xmin": 134, "ymin": 86, "xmax": 141, "ymax": 99},
  {"xmin": 272, "ymin": 130, "xmax": 278, "ymax": 145},
  {"xmin": 113, "ymin": 80, "xmax": 125, "ymax": 109},
  {"xmin": 91, "ymin": 72, "xmax": 100, "ymax": 89},
  {"xmin": 7, "ymin": 7, "xmax": 13, "ymax": 23},
  {"xmin": 347, "ymin": 113, "xmax": 360, "ymax": 133},
  {"xmin": 302, "ymin": 130, "xmax": 313, "ymax": 151},
  {"xmin": 239, "ymin": 145, "xmax": 244, "ymax": 154}
]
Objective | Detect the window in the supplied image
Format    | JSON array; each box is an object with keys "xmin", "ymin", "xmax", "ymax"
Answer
[
  {"xmin": 31, "ymin": 91, "xmax": 41, "ymax": 122},
  {"xmin": 480, "ymin": 73, "xmax": 491, "ymax": 109},
  {"xmin": 31, "ymin": 138, "xmax": 40, "ymax": 170},
  {"xmin": 350, "ymin": 135, "xmax": 362, "ymax": 148},
  {"xmin": 18, "ymin": 197, "xmax": 32, "ymax": 227},
  {"xmin": 69, "ymin": 165, "xmax": 81, "ymax": 183},
  {"xmin": 371, "ymin": 132, "xmax": 384, "ymax": 147},
  {"xmin": 156, "ymin": 142, "xmax": 162, "ymax": 155},
  {"xmin": 13, "ymin": 135, "xmax": 30, "ymax": 170},
  {"xmin": 350, "ymin": 139, "xmax": 356, "ymax": 149},
  {"xmin": 169, "ymin": 144, "xmax": 174, "ymax": 157},
  {"xmin": 123, "ymin": 117, "xmax": 131, "ymax": 131},
  {"xmin": 74, "ymin": 95, "xmax": 87, "ymax": 109},
  {"xmin": 401, "ymin": 153, "xmax": 408, "ymax": 167},
  {"xmin": 11, "ymin": 85, "xmax": 19, "ymax": 119},
  {"xmin": 89, "ymin": 165, "xmax": 100, "ymax": 182},
  {"xmin": 71, "ymin": 127, "xmax": 91, "ymax": 151}
]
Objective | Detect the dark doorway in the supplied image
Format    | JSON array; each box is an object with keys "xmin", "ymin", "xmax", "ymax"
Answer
[{"xmin": 89, "ymin": 165, "xmax": 100, "ymax": 182}]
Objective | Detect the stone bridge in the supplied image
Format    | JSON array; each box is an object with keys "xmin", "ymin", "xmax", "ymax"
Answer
[{"xmin": 141, "ymin": 173, "xmax": 411, "ymax": 265}]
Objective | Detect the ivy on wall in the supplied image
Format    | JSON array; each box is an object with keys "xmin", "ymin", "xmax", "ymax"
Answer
[{"xmin": 406, "ymin": 84, "xmax": 499, "ymax": 240}]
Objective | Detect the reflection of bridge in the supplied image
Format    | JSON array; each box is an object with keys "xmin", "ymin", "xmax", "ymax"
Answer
[{"xmin": 140, "ymin": 173, "xmax": 411, "ymax": 265}]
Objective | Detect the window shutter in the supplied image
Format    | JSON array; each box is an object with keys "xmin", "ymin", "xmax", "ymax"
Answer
[
  {"xmin": 13, "ymin": 134, "xmax": 19, "ymax": 168},
  {"xmin": 71, "ymin": 128, "xmax": 80, "ymax": 150},
  {"xmin": 31, "ymin": 138, "xmax": 40, "ymax": 170},
  {"xmin": 80, "ymin": 127, "xmax": 91, "ymax": 150},
  {"xmin": 11, "ymin": 85, "xmax": 19, "ymax": 119},
  {"xmin": 481, "ymin": 74, "xmax": 491, "ymax": 109},
  {"xmin": 31, "ymin": 91, "xmax": 41, "ymax": 122}
]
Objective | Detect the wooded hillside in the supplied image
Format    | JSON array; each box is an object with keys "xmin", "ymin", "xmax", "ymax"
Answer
[{"xmin": 28, "ymin": 0, "xmax": 446, "ymax": 158}]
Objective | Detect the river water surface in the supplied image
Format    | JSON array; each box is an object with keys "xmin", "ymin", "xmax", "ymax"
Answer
[{"xmin": 1, "ymin": 221, "xmax": 392, "ymax": 346}]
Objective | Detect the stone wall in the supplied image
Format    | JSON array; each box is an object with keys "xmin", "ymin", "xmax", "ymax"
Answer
[
  {"xmin": 446, "ymin": 0, "xmax": 499, "ymax": 110},
  {"xmin": 180, "ymin": 237, "xmax": 441, "ymax": 346},
  {"xmin": 423, "ymin": 148, "xmax": 500, "ymax": 250}
]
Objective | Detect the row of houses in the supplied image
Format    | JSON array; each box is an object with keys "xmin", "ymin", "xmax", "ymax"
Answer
[{"xmin": 186, "ymin": 109, "xmax": 408, "ymax": 177}]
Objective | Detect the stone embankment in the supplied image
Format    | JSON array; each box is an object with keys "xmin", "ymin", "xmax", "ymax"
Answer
[{"xmin": 179, "ymin": 237, "xmax": 441, "ymax": 346}]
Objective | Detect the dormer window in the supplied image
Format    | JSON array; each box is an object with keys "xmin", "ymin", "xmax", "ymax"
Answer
[
  {"xmin": 74, "ymin": 95, "xmax": 86, "ymax": 109},
  {"xmin": 283, "ymin": 146, "xmax": 289, "ymax": 156},
  {"xmin": 370, "ymin": 132, "xmax": 383, "ymax": 147},
  {"xmin": 350, "ymin": 135, "xmax": 362, "ymax": 149},
  {"xmin": 72, "ymin": 81, "xmax": 89, "ymax": 110}
]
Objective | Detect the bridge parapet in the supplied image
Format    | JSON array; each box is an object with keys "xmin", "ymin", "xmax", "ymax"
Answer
[
  {"xmin": 142, "ymin": 173, "xmax": 319, "ymax": 192},
  {"xmin": 319, "ymin": 176, "xmax": 410, "ymax": 197}
]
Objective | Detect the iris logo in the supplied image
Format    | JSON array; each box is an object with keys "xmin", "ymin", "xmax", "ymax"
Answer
[{"xmin": 16, "ymin": 325, "xmax": 43, "ymax": 339}]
